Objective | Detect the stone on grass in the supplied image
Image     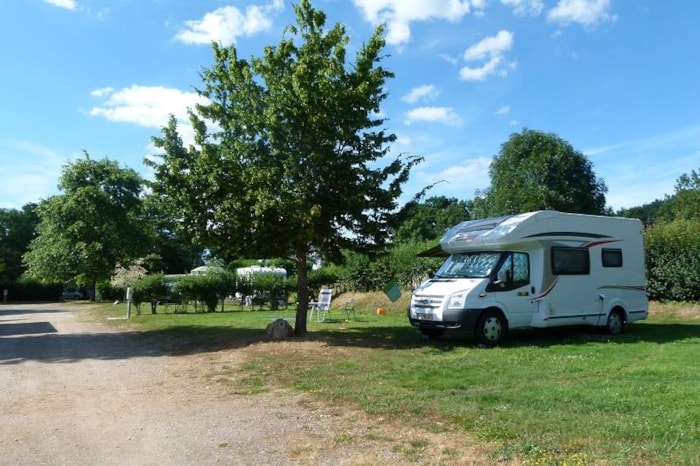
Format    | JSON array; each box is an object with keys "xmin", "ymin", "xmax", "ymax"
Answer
[{"xmin": 266, "ymin": 318, "xmax": 293, "ymax": 340}]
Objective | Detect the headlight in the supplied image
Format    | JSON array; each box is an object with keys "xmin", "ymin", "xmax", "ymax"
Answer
[{"xmin": 447, "ymin": 291, "xmax": 467, "ymax": 309}]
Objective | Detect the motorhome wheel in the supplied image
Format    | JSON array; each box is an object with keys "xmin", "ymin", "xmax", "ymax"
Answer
[
  {"xmin": 606, "ymin": 309, "xmax": 625, "ymax": 335},
  {"xmin": 475, "ymin": 310, "xmax": 507, "ymax": 346}
]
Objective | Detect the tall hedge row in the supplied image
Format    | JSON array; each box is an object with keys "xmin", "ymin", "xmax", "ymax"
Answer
[
  {"xmin": 645, "ymin": 218, "xmax": 700, "ymax": 301},
  {"xmin": 0, "ymin": 280, "xmax": 63, "ymax": 302}
]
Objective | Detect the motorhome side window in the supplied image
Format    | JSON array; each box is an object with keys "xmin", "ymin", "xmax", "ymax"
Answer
[
  {"xmin": 489, "ymin": 252, "xmax": 530, "ymax": 290},
  {"xmin": 602, "ymin": 248, "xmax": 623, "ymax": 267},
  {"xmin": 551, "ymin": 247, "xmax": 590, "ymax": 275}
]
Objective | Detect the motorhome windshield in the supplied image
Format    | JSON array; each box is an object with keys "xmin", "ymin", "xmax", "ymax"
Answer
[{"xmin": 434, "ymin": 252, "xmax": 502, "ymax": 279}]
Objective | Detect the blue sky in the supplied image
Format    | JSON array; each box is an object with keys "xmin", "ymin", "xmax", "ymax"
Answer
[{"xmin": 1, "ymin": 0, "xmax": 699, "ymax": 212}]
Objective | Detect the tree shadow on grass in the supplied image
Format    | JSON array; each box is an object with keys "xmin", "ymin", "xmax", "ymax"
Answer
[
  {"xmin": 0, "ymin": 307, "xmax": 65, "ymax": 317},
  {"xmin": 0, "ymin": 325, "xmax": 275, "ymax": 365}
]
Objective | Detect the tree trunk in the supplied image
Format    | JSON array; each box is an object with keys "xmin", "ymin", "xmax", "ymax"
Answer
[
  {"xmin": 90, "ymin": 275, "xmax": 97, "ymax": 302},
  {"xmin": 294, "ymin": 246, "xmax": 309, "ymax": 335}
]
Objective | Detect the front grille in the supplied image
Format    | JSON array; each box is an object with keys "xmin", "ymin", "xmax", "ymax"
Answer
[{"xmin": 411, "ymin": 294, "xmax": 444, "ymax": 311}]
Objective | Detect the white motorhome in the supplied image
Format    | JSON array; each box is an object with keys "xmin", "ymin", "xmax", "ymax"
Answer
[{"xmin": 408, "ymin": 210, "xmax": 648, "ymax": 345}]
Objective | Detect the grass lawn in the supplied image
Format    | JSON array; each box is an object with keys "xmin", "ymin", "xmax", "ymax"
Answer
[{"xmin": 87, "ymin": 295, "xmax": 700, "ymax": 465}]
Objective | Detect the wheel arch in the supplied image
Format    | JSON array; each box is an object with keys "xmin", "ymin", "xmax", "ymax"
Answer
[
  {"xmin": 607, "ymin": 303, "xmax": 628, "ymax": 323},
  {"xmin": 473, "ymin": 306, "xmax": 510, "ymax": 334},
  {"xmin": 604, "ymin": 304, "xmax": 627, "ymax": 335}
]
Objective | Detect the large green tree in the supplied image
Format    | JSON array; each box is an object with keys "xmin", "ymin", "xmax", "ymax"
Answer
[
  {"xmin": 473, "ymin": 129, "xmax": 608, "ymax": 217},
  {"xmin": 616, "ymin": 199, "xmax": 664, "ymax": 226},
  {"xmin": 0, "ymin": 203, "xmax": 39, "ymax": 281},
  {"xmin": 24, "ymin": 154, "xmax": 150, "ymax": 297},
  {"xmin": 656, "ymin": 168, "xmax": 700, "ymax": 222},
  {"xmin": 148, "ymin": 0, "xmax": 421, "ymax": 333},
  {"xmin": 394, "ymin": 196, "xmax": 470, "ymax": 243}
]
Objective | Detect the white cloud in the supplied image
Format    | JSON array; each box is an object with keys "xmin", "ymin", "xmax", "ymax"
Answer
[
  {"xmin": 404, "ymin": 107, "xmax": 460, "ymax": 126},
  {"xmin": 175, "ymin": 1, "xmax": 284, "ymax": 46},
  {"xmin": 352, "ymin": 0, "xmax": 476, "ymax": 46},
  {"xmin": 89, "ymin": 86, "xmax": 203, "ymax": 128},
  {"xmin": 439, "ymin": 53, "xmax": 460, "ymax": 65},
  {"xmin": 460, "ymin": 56, "xmax": 502, "ymax": 80},
  {"xmin": 547, "ymin": 0, "xmax": 614, "ymax": 27},
  {"xmin": 459, "ymin": 30, "xmax": 514, "ymax": 81},
  {"xmin": 496, "ymin": 105, "xmax": 510, "ymax": 115},
  {"xmin": 411, "ymin": 156, "xmax": 491, "ymax": 201},
  {"xmin": 463, "ymin": 30, "xmax": 513, "ymax": 61},
  {"xmin": 90, "ymin": 87, "xmax": 114, "ymax": 98},
  {"xmin": 395, "ymin": 134, "xmax": 412, "ymax": 146},
  {"xmin": 400, "ymin": 154, "xmax": 491, "ymax": 207},
  {"xmin": 89, "ymin": 86, "xmax": 207, "ymax": 146},
  {"xmin": 402, "ymin": 85, "xmax": 439, "ymax": 104},
  {"xmin": 43, "ymin": 0, "xmax": 78, "ymax": 10},
  {"xmin": 438, "ymin": 156, "xmax": 491, "ymax": 183},
  {"xmin": 500, "ymin": 0, "xmax": 543, "ymax": 16}
]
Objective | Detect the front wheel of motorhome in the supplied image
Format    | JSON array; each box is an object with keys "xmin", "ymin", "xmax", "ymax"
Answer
[
  {"xmin": 475, "ymin": 309, "xmax": 507, "ymax": 346},
  {"xmin": 606, "ymin": 309, "xmax": 625, "ymax": 335}
]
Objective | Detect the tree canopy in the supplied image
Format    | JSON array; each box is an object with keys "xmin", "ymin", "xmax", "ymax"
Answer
[
  {"xmin": 23, "ymin": 154, "xmax": 149, "ymax": 296},
  {"xmin": 394, "ymin": 196, "xmax": 470, "ymax": 243},
  {"xmin": 148, "ymin": 0, "xmax": 421, "ymax": 333},
  {"xmin": 473, "ymin": 129, "xmax": 608, "ymax": 217},
  {"xmin": 616, "ymin": 199, "xmax": 664, "ymax": 226},
  {"xmin": 0, "ymin": 203, "xmax": 38, "ymax": 281},
  {"xmin": 656, "ymin": 167, "xmax": 700, "ymax": 222}
]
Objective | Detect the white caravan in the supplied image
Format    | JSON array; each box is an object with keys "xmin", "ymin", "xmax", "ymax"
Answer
[
  {"xmin": 236, "ymin": 265, "xmax": 287, "ymax": 279},
  {"xmin": 408, "ymin": 210, "xmax": 648, "ymax": 345}
]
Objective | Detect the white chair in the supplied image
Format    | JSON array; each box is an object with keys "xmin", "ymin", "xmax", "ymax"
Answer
[
  {"xmin": 309, "ymin": 288, "xmax": 333, "ymax": 322},
  {"xmin": 341, "ymin": 298, "xmax": 356, "ymax": 321}
]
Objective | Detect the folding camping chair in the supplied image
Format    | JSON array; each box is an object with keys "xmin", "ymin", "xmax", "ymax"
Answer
[
  {"xmin": 309, "ymin": 288, "xmax": 333, "ymax": 322},
  {"xmin": 341, "ymin": 298, "xmax": 356, "ymax": 321}
]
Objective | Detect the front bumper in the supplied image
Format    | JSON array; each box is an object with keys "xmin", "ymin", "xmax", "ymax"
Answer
[{"xmin": 408, "ymin": 307, "xmax": 483, "ymax": 333}]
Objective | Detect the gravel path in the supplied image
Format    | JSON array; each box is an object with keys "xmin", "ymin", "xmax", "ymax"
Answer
[{"xmin": 0, "ymin": 303, "xmax": 490, "ymax": 465}]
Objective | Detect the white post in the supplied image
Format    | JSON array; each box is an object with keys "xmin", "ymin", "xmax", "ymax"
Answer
[{"xmin": 126, "ymin": 287, "xmax": 133, "ymax": 318}]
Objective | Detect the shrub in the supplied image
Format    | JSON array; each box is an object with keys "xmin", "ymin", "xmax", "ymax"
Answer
[
  {"xmin": 243, "ymin": 273, "xmax": 293, "ymax": 310},
  {"xmin": 308, "ymin": 265, "xmax": 342, "ymax": 290},
  {"xmin": 645, "ymin": 218, "xmax": 700, "ymax": 301},
  {"xmin": 339, "ymin": 242, "xmax": 442, "ymax": 293},
  {"xmin": 133, "ymin": 273, "xmax": 169, "ymax": 313},
  {"xmin": 95, "ymin": 281, "xmax": 122, "ymax": 302},
  {"xmin": 174, "ymin": 272, "xmax": 237, "ymax": 312}
]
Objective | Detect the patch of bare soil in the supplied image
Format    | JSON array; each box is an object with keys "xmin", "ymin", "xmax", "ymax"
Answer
[{"xmin": 0, "ymin": 303, "xmax": 498, "ymax": 466}]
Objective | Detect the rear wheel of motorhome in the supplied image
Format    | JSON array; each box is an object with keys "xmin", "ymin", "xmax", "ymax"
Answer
[
  {"xmin": 606, "ymin": 308, "xmax": 625, "ymax": 335},
  {"xmin": 475, "ymin": 309, "xmax": 507, "ymax": 346}
]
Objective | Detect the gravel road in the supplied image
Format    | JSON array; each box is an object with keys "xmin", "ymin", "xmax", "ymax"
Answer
[{"xmin": 0, "ymin": 303, "xmax": 489, "ymax": 466}]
